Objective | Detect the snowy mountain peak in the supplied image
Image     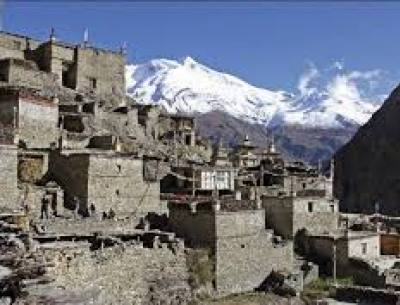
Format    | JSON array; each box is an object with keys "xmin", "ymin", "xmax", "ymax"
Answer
[
  {"xmin": 126, "ymin": 58, "xmax": 387, "ymax": 129},
  {"xmin": 180, "ymin": 56, "xmax": 198, "ymax": 66}
]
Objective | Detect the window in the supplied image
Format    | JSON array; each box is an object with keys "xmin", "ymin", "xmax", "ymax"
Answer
[
  {"xmin": 115, "ymin": 189, "xmax": 120, "ymax": 196},
  {"xmin": 117, "ymin": 164, "xmax": 121, "ymax": 173},
  {"xmin": 89, "ymin": 78, "xmax": 97, "ymax": 89},
  {"xmin": 330, "ymin": 204, "xmax": 335, "ymax": 213},
  {"xmin": 361, "ymin": 243, "xmax": 367, "ymax": 255},
  {"xmin": 302, "ymin": 183, "xmax": 306, "ymax": 189},
  {"xmin": 308, "ymin": 201, "xmax": 313, "ymax": 213}
]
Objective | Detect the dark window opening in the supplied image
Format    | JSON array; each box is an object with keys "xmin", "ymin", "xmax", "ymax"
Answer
[
  {"xmin": 185, "ymin": 134, "xmax": 191, "ymax": 145},
  {"xmin": 90, "ymin": 78, "xmax": 97, "ymax": 89},
  {"xmin": 61, "ymin": 62, "xmax": 75, "ymax": 89},
  {"xmin": 117, "ymin": 165, "xmax": 121, "ymax": 173},
  {"xmin": 116, "ymin": 189, "xmax": 120, "ymax": 196},
  {"xmin": 308, "ymin": 202, "xmax": 313, "ymax": 213},
  {"xmin": 0, "ymin": 72, "xmax": 7, "ymax": 82},
  {"xmin": 361, "ymin": 243, "xmax": 367, "ymax": 254},
  {"xmin": 241, "ymin": 244, "xmax": 245, "ymax": 249}
]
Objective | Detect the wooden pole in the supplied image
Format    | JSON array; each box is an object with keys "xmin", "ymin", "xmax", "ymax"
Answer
[{"xmin": 333, "ymin": 237, "xmax": 337, "ymax": 285}]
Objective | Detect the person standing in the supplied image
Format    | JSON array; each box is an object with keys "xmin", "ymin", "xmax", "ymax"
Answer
[{"xmin": 40, "ymin": 195, "xmax": 49, "ymax": 220}]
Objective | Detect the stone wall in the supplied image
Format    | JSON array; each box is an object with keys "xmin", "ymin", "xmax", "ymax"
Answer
[
  {"xmin": 263, "ymin": 196, "xmax": 293, "ymax": 239},
  {"xmin": 0, "ymin": 58, "xmax": 59, "ymax": 92},
  {"xmin": 168, "ymin": 203, "xmax": 216, "ymax": 248},
  {"xmin": 292, "ymin": 196, "xmax": 339, "ymax": 237},
  {"xmin": 263, "ymin": 195, "xmax": 339, "ymax": 239},
  {"xmin": 75, "ymin": 47, "xmax": 125, "ymax": 97},
  {"xmin": 18, "ymin": 152, "xmax": 48, "ymax": 183},
  {"xmin": 0, "ymin": 90, "xmax": 59, "ymax": 149},
  {"xmin": 0, "ymin": 31, "xmax": 41, "ymax": 61},
  {"xmin": 87, "ymin": 154, "xmax": 160, "ymax": 216},
  {"xmin": 214, "ymin": 209, "xmax": 293, "ymax": 295},
  {"xmin": 168, "ymin": 203, "xmax": 294, "ymax": 295},
  {"xmin": 49, "ymin": 151, "xmax": 161, "ymax": 216},
  {"xmin": 41, "ymin": 242, "xmax": 192, "ymax": 305},
  {"xmin": 18, "ymin": 95, "xmax": 59, "ymax": 149},
  {"xmin": 0, "ymin": 144, "xmax": 18, "ymax": 210}
]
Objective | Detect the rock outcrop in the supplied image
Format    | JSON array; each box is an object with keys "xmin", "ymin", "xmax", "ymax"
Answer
[{"xmin": 335, "ymin": 84, "xmax": 400, "ymax": 215}]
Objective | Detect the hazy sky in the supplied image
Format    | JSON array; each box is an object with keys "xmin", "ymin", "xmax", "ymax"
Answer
[{"xmin": 2, "ymin": 1, "xmax": 400, "ymax": 92}]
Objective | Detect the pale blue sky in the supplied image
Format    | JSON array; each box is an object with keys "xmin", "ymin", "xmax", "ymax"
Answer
[{"xmin": 2, "ymin": 1, "xmax": 400, "ymax": 92}]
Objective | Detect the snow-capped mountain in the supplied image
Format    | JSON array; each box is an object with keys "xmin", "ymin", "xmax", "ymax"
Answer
[{"xmin": 126, "ymin": 56, "xmax": 386, "ymax": 129}]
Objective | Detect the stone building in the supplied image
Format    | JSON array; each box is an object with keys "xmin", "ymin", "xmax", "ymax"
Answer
[
  {"xmin": 232, "ymin": 135, "xmax": 259, "ymax": 168},
  {"xmin": 49, "ymin": 150, "xmax": 160, "ymax": 216},
  {"xmin": 263, "ymin": 194, "xmax": 339, "ymax": 240},
  {"xmin": 161, "ymin": 165, "xmax": 236, "ymax": 196},
  {"xmin": 283, "ymin": 161, "xmax": 334, "ymax": 198},
  {"xmin": 168, "ymin": 200, "xmax": 293, "ymax": 295},
  {"xmin": 212, "ymin": 142, "xmax": 232, "ymax": 167},
  {"xmin": 137, "ymin": 104, "xmax": 162, "ymax": 140},
  {"xmin": 0, "ymin": 31, "xmax": 125, "ymax": 97},
  {"xmin": 159, "ymin": 113, "xmax": 196, "ymax": 146},
  {"xmin": 0, "ymin": 87, "xmax": 59, "ymax": 149},
  {"xmin": 304, "ymin": 230, "xmax": 381, "ymax": 276},
  {"xmin": 0, "ymin": 58, "xmax": 58, "ymax": 92},
  {"xmin": 0, "ymin": 144, "xmax": 18, "ymax": 210}
]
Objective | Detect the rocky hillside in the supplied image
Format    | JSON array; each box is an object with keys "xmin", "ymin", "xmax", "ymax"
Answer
[
  {"xmin": 126, "ymin": 57, "xmax": 387, "ymax": 164},
  {"xmin": 197, "ymin": 110, "xmax": 357, "ymax": 162},
  {"xmin": 335, "ymin": 84, "xmax": 400, "ymax": 215}
]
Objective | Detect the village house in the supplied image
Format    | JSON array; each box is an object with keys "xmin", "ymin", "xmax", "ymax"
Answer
[
  {"xmin": 0, "ymin": 30, "xmax": 125, "ymax": 97},
  {"xmin": 0, "ymin": 87, "xmax": 59, "ymax": 149},
  {"xmin": 263, "ymin": 192, "xmax": 339, "ymax": 239},
  {"xmin": 232, "ymin": 135, "xmax": 259, "ymax": 168},
  {"xmin": 161, "ymin": 164, "xmax": 236, "ymax": 196},
  {"xmin": 159, "ymin": 113, "xmax": 196, "ymax": 147},
  {"xmin": 48, "ymin": 149, "xmax": 161, "ymax": 217},
  {"xmin": 168, "ymin": 199, "xmax": 294, "ymax": 295},
  {"xmin": 303, "ymin": 230, "xmax": 381, "ymax": 277}
]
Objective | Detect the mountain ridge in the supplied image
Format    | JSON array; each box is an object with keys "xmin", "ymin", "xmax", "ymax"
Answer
[{"xmin": 125, "ymin": 56, "xmax": 387, "ymax": 163}]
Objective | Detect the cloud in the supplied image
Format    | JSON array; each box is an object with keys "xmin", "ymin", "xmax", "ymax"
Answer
[
  {"xmin": 347, "ymin": 69, "xmax": 382, "ymax": 80},
  {"xmin": 297, "ymin": 62, "xmax": 319, "ymax": 97},
  {"xmin": 296, "ymin": 60, "xmax": 388, "ymax": 105},
  {"xmin": 327, "ymin": 74, "xmax": 361, "ymax": 102},
  {"xmin": 328, "ymin": 69, "xmax": 386, "ymax": 106},
  {"xmin": 331, "ymin": 60, "xmax": 344, "ymax": 71}
]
